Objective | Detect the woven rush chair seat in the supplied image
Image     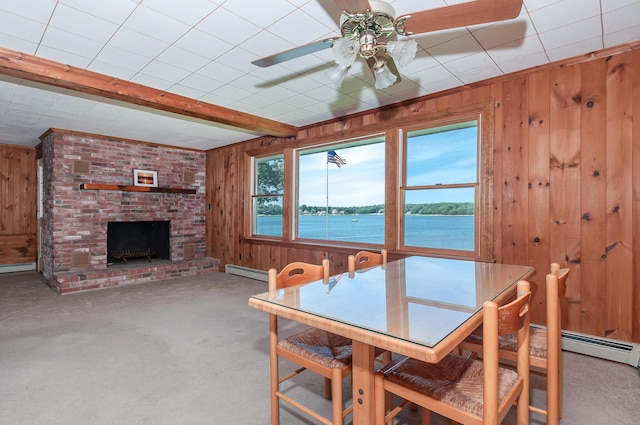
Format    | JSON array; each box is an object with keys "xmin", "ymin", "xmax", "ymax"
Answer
[
  {"xmin": 278, "ymin": 327, "xmax": 353, "ymax": 368},
  {"xmin": 269, "ymin": 259, "xmax": 355, "ymax": 425},
  {"xmin": 460, "ymin": 263, "xmax": 570, "ymax": 425},
  {"xmin": 382, "ymin": 353, "xmax": 521, "ymax": 418},
  {"xmin": 375, "ymin": 280, "xmax": 532, "ymax": 425},
  {"xmin": 465, "ymin": 327, "xmax": 548, "ymax": 359}
]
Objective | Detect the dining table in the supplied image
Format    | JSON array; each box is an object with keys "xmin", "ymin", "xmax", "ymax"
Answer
[{"xmin": 248, "ymin": 255, "xmax": 535, "ymax": 424}]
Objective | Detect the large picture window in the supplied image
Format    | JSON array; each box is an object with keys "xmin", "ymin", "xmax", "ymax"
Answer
[
  {"xmin": 401, "ymin": 120, "xmax": 479, "ymax": 254},
  {"xmin": 296, "ymin": 137, "xmax": 385, "ymax": 244}
]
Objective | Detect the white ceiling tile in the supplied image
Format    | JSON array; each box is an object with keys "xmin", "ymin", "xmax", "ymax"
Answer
[
  {"xmin": 487, "ymin": 34, "xmax": 546, "ymax": 68},
  {"xmin": 174, "ymin": 28, "xmax": 234, "ymax": 60},
  {"xmin": 528, "ymin": 0, "xmax": 600, "ymax": 33},
  {"xmin": 446, "ymin": 52, "xmax": 502, "ymax": 84},
  {"xmin": 223, "ymin": 0, "xmax": 296, "ymax": 29},
  {"xmin": 0, "ymin": 12, "xmax": 46, "ymax": 45},
  {"xmin": 141, "ymin": 0, "xmax": 219, "ymax": 26},
  {"xmin": 604, "ymin": 24, "xmax": 640, "ymax": 48},
  {"xmin": 240, "ymin": 30, "xmax": 297, "ymax": 58},
  {"xmin": 178, "ymin": 72, "xmax": 225, "ymax": 92},
  {"xmin": 123, "ymin": 5, "xmax": 190, "ymax": 44},
  {"xmin": 425, "ymin": 33, "xmax": 482, "ymax": 64},
  {"xmin": 545, "ymin": 37, "xmax": 605, "ymax": 62},
  {"xmin": 603, "ymin": 2, "xmax": 640, "ymax": 34},
  {"xmin": 87, "ymin": 58, "xmax": 139, "ymax": 81},
  {"xmin": 1, "ymin": 0, "xmax": 57, "ymax": 24},
  {"xmin": 130, "ymin": 72, "xmax": 174, "ymax": 90},
  {"xmin": 167, "ymin": 84, "xmax": 208, "ymax": 100},
  {"xmin": 108, "ymin": 27, "xmax": 169, "ymax": 58},
  {"xmin": 0, "ymin": 32, "xmax": 39, "ymax": 55},
  {"xmin": 40, "ymin": 27, "xmax": 104, "ymax": 61},
  {"xmin": 59, "ymin": 0, "xmax": 138, "ymax": 24},
  {"xmin": 601, "ymin": 0, "xmax": 640, "ymax": 12},
  {"xmin": 196, "ymin": 7, "xmax": 262, "ymax": 46},
  {"xmin": 155, "ymin": 46, "xmax": 211, "ymax": 73},
  {"xmin": 93, "ymin": 44, "xmax": 153, "ymax": 74},
  {"xmin": 214, "ymin": 47, "xmax": 262, "ymax": 73},
  {"xmin": 48, "ymin": 4, "xmax": 119, "ymax": 44},
  {"xmin": 140, "ymin": 60, "xmax": 192, "ymax": 82},
  {"xmin": 196, "ymin": 61, "xmax": 246, "ymax": 84},
  {"xmin": 266, "ymin": 9, "xmax": 335, "ymax": 46},
  {"xmin": 538, "ymin": 16, "xmax": 602, "ymax": 51},
  {"xmin": 472, "ymin": 17, "xmax": 532, "ymax": 50},
  {"xmin": 35, "ymin": 45, "xmax": 92, "ymax": 68},
  {"xmin": 299, "ymin": 0, "xmax": 342, "ymax": 29}
]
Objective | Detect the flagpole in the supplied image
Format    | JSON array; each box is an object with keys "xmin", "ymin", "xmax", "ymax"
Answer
[{"xmin": 325, "ymin": 160, "xmax": 329, "ymax": 239}]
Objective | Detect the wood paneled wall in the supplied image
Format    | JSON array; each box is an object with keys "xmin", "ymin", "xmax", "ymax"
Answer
[
  {"xmin": 0, "ymin": 144, "xmax": 37, "ymax": 265},
  {"xmin": 206, "ymin": 43, "xmax": 640, "ymax": 343}
]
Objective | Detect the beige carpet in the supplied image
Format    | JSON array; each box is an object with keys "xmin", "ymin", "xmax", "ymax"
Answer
[{"xmin": 1, "ymin": 270, "xmax": 638, "ymax": 424}]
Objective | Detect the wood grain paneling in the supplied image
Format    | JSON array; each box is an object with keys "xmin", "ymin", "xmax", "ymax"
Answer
[
  {"xmin": 0, "ymin": 145, "xmax": 37, "ymax": 265},
  {"xmin": 207, "ymin": 43, "xmax": 640, "ymax": 343}
]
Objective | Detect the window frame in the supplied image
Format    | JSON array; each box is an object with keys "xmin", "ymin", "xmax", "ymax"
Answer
[
  {"xmin": 292, "ymin": 134, "xmax": 387, "ymax": 247},
  {"xmin": 243, "ymin": 99, "xmax": 494, "ymax": 260},
  {"xmin": 249, "ymin": 152, "xmax": 285, "ymax": 239},
  {"xmin": 398, "ymin": 101, "xmax": 493, "ymax": 260}
]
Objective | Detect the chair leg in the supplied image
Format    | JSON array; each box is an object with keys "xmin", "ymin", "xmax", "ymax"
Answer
[
  {"xmin": 324, "ymin": 377, "xmax": 332, "ymax": 400},
  {"xmin": 331, "ymin": 369, "xmax": 343, "ymax": 425},
  {"xmin": 421, "ymin": 408, "xmax": 432, "ymax": 425},
  {"xmin": 559, "ymin": 355, "xmax": 563, "ymax": 419}
]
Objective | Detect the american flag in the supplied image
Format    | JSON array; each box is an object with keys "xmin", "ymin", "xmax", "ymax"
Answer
[
  {"xmin": 327, "ymin": 150, "xmax": 346, "ymax": 168},
  {"xmin": 326, "ymin": 272, "xmax": 345, "ymax": 293}
]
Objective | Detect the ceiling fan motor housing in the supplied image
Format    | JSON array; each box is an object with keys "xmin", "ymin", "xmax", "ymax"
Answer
[{"xmin": 340, "ymin": 0, "xmax": 397, "ymax": 49}]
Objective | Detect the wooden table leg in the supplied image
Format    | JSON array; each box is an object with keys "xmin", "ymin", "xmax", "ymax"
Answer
[{"xmin": 351, "ymin": 340, "xmax": 376, "ymax": 425}]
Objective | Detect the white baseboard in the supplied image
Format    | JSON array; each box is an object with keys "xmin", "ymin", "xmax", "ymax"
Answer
[{"xmin": 0, "ymin": 262, "xmax": 36, "ymax": 273}]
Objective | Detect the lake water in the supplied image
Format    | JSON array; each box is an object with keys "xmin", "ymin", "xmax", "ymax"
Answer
[{"xmin": 256, "ymin": 214, "xmax": 474, "ymax": 251}]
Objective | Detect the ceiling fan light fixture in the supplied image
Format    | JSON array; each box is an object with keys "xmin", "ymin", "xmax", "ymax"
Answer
[
  {"xmin": 331, "ymin": 38, "xmax": 359, "ymax": 67},
  {"xmin": 358, "ymin": 29, "xmax": 377, "ymax": 58},
  {"xmin": 386, "ymin": 39, "xmax": 418, "ymax": 68},
  {"xmin": 325, "ymin": 64, "xmax": 350, "ymax": 89},
  {"xmin": 373, "ymin": 59, "xmax": 397, "ymax": 90}
]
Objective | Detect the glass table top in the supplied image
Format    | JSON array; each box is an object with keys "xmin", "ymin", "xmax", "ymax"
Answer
[{"xmin": 251, "ymin": 256, "xmax": 534, "ymax": 348}]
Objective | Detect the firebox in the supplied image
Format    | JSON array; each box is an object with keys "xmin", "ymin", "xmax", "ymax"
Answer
[{"xmin": 107, "ymin": 221, "xmax": 170, "ymax": 265}]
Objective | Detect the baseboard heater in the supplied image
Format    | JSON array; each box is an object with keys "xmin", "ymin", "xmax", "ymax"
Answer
[
  {"xmin": 0, "ymin": 262, "xmax": 36, "ymax": 273},
  {"xmin": 531, "ymin": 324, "xmax": 640, "ymax": 371},
  {"xmin": 224, "ymin": 264, "xmax": 268, "ymax": 282}
]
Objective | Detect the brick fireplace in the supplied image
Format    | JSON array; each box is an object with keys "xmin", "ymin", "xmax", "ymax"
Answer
[{"xmin": 39, "ymin": 129, "xmax": 219, "ymax": 294}]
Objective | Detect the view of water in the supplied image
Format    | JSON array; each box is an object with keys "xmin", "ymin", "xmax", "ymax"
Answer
[{"xmin": 256, "ymin": 214, "xmax": 474, "ymax": 251}]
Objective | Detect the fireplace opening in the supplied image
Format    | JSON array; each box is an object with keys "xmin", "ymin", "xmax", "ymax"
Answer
[{"xmin": 107, "ymin": 221, "xmax": 170, "ymax": 265}]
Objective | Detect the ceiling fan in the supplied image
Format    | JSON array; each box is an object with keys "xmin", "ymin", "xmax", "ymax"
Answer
[{"xmin": 252, "ymin": 0, "xmax": 523, "ymax": 90}]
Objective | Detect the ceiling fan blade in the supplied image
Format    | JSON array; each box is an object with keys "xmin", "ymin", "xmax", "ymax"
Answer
[
  {"xmin": 252, "ymin": 37, "xmax": 337, "ymax": 67},
  {"xmin": 334, "ymin": 0, "xmax": 372, "ymax": 14},
  {"xmin": 395, "ymin": 0, "xmax": 523, "ymax": 36}
]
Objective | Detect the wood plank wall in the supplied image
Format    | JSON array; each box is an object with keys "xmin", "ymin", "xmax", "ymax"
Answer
[
  {"xmin": 206, "ymin": 43, "xmax": 640, "ymax": 343},
  {"xmin": 0, "ymin": 144, "xmax": 37, "ymax": 265}
]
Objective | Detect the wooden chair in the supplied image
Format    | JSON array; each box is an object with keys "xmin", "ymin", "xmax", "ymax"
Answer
[
  {"xmin": 374, "ymin": 280, "xmax": 532, "ymax": 425},
  {"xmin": 268, "ymin": 259, "xmax": 353, "ymax": 425},
  {"xmin": 460, "ymin": 263, "xmax": 570, "ymax": 425},
  {"xmin": 347, "ymin": 249, "xmax": 388, "ymax": 275}
]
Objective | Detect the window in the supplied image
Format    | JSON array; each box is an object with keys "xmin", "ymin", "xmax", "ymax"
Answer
[
  {"xmin": 296, "ymin": 137, "xmax": 385, "ymax": 244},
  {"xmin": 401, "ymin": 120, "xmax": 481, "ymax": 255},
  {"xmin": 246, "ymin": 100, "xmax": 493, "ymax": 259},
  {"xmin": 252, "ymin": 154, "xmax": 284, "ymax": 237}
]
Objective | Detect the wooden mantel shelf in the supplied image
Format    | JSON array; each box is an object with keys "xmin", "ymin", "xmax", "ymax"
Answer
[{"xmin": 79, "ymin": 183, "xmax": 196, "ymax": 194}]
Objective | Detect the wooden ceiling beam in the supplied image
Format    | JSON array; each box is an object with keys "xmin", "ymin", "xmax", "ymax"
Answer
[{"xmin": 0, "ymin": 46, "xmax": 298, "ymax": 138}]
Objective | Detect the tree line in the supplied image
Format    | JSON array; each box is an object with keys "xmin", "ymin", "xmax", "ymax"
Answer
[{"xmin": 257, "ymin": 202, "xmax": 474, "ymax": 216}]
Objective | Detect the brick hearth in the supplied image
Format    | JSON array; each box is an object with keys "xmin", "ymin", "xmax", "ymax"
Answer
[{"xmin": 39, "ymin": 129, "xmax": 219, "ymax": 294}]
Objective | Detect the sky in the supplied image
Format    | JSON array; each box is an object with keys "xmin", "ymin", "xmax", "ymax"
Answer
[{"xmin": 297, "ymin": 126, "xmax": 477, "ymax": 208}]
